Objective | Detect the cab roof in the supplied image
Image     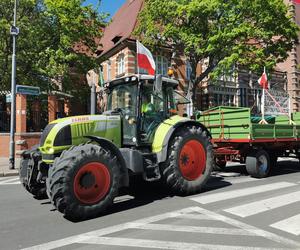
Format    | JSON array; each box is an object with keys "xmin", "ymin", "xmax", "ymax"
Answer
[{"xmin": 106, "ymin": 74, "xmax": 179, "ymax": 88}]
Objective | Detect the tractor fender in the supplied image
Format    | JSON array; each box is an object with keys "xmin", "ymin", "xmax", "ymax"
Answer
[
  {"xmin": 154, "ymin": 120, "xmax": 211, "ymax": 164},
  {"xmin": 85, "ymin": 136, "xmax": 129, "ymax": 187}
]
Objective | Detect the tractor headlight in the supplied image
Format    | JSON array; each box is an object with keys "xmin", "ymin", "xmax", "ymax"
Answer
[{"xmin": 46, "ymin": 147, "xmax": 55, "ymax": 154}]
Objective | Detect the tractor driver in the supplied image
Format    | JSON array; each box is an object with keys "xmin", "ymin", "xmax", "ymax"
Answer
[
  {"xmin": 142, "ymin": 94, "xmax": 155, "ymax": 114},
  {"xmin": 141, "ymin": 91, "xmax": 157, "ymax": 140}
]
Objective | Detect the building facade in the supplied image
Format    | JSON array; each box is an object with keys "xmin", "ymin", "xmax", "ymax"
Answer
[{"xmin": 97, "ymin": 0, "xmax": 291, "ymax": 114}]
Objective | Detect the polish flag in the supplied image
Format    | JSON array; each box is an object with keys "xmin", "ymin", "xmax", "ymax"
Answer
[
  {"xmin": 258, "ymin": 68, "xmax": 268, "ymax": 89},
  {"xmin": 137, "ymin": 41, "xmax": 156, "ymax": 75}
]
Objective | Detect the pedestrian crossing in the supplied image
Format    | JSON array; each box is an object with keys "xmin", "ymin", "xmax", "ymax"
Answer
[
  {"xmin": 193, "ymin": 182, "xmax": 296, "ymax": 204},
  {"xmin": 16, "ymin": 173, "xmax": 300, "ymax": 250},
  {"xmin": 0, "ymin": 176, "xmax": 20, "ymax": 185},
  {"xmin": 21, "ymin": 206, "xmax": 300, "ymax": 250},
  {"xmin": 224, "ymin": 190, "xmax": 300, "ymax": 218},
  {"xmin": 190, "ymin": 180, "xmax": 300, "ymax": 237}
]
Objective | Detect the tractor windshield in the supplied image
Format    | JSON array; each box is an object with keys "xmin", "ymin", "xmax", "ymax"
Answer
[
  {"xmin": 107, "ymin": 83, "xmax": 138, "ymax": 145},
  {"xmin": 107, "ymin": 83, "xmax": 137, "ymax": 114}
]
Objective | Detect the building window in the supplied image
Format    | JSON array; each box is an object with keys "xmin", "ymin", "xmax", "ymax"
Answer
[
  {"xmin": 154, "ymin": 55, "xmax": 169, "ymax": 76},
  {"xmin": 186, "ymin": 61, "xmax": 192, "ymax": 81},
  {"xmin": 117, "ymin": 54, "xmax": 125, "ymax": 75},
  {"xmin": 107, "ymin": 60, "xmax": 111, "ymax": 81},
  {"xmin": 239, "ymin": 88, "xmax": 247, "ymax": 107}
]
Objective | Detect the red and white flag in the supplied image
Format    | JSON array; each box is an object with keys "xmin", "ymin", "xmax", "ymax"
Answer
[
  {"xmin": 293, "ymin": 0, "xmax": 300, "ymax": 4},
  {"xmin": 136, "ymin": 40, "xmax": 156, "ymax": 75},
  {"xmin": 258, "ymin": 68, "xmax": 268, "ymax": 89}
]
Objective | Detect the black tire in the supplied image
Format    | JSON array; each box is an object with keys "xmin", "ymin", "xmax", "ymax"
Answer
[
  {"xmin": 47, "ymin": 144, "xmax": 121, "ymax": 220},
  {"xmin": 19, "ymin": 146, "xmax": 47, "ymax": 199},
  {"xmin": 160, "ymin": 125, "xmax": 213, "ymax": 195},
  {"xmin": 246, "ymin": 149, "xmax": 271, "ymax": 178}
]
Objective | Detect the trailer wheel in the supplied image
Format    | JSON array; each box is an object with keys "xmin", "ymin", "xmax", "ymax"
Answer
[
  {"xmin": 246, "ymin": 150, "xmax": 271, "ymax": 178},
  {"xmin": 161, "ymin": 126, "xmax": 213, "ymax": 195},
  {"xmin": 48, "ymin": 144, "xmax": 121, "ymax": 220}
]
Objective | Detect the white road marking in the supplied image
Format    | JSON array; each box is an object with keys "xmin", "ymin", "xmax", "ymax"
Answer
[
  {"xmin": 81, "ymin": 236, "xmax": 285, "ymax": 250},
  {"xmin": 271, "ymin": 214, "xmax": 300, "ymax": 236},
  {"xmin": 227, "ymin": 177, "xmax": 263, "ymax": 185},
  {"xmin": 21, "ymin": 206, "xmax": 300, "ymax": 250},
  {"xmin": 21, "ymin": 207, "xmax": 200, "ymax": 250},
  {"xmin": 190, "ymin": 182, "xmax": 296, "ymax": 204},
  {"xmin": 131, "ymin": 223, "xmax": 257, "ymax": 236},
  {"xmin": 215, "ymin": 172, "xmax": 241, "ymax": 177},
  {"xmin": 189, "ymin": 207, "xmax": 300, "ymax": 249},
  {"xmin": 224, "ymin": 190, "xmax": 300, "ymax": 218},
  {"xmin": 0, "ymin": 177, "xmax": 20, "ymax": 185},
  {"xmin": 176, "ymin": 213, "xmax": 218, "ymax": 221},
  {"xmin": 0, "ymin": 176, "xmax": 17, "ymax": 181}
]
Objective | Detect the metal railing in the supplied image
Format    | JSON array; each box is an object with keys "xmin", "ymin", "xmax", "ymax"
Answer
[{"xmin": 27, "ymin": 110, "xmax": 48, "ymax": 132}]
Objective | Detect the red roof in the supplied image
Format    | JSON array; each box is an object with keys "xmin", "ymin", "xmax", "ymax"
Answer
[{"xmin": 97, "ymin": 0, "xmax": 143, "ymax": 56}]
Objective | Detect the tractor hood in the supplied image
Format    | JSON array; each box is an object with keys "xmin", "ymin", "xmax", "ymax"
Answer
[{"xmin": 39, "ymin": 115, "xmax": 121, "ymax": 163}]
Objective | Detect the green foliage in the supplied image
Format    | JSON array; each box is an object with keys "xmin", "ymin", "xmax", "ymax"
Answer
[
  {"xmin": 0, "ymin": 0, "xmax": 106, "ymax": 95},
  {"xmin": 136, "ymin": 0, "xmax": 299, "ymax": 98}
]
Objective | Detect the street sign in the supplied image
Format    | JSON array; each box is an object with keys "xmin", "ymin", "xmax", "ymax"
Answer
[
  {"xmin": 16, "ymin": 85, "xmax": 40, "ymax": 96},
  {"xmin": 6, "ymin": 94, "xmax": 12, "ymax": 103},
  {"xmin": 10, "ymin": 26, "xmax": 19, "ymax": 36}
]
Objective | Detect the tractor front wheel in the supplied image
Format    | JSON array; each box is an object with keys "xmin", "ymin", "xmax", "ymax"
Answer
[
  {"xmin": 47, "ymin": 144, "xmax": 121, "ymax": 220},
  {"xmin": 161, "ymin": 126, "xmax": 213, "ymax": 195}
]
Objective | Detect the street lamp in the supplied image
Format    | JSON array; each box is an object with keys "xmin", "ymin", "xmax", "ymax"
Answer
[{"xmin": 9, "ymin": 0, "xmax": 19, "ymax": 169}]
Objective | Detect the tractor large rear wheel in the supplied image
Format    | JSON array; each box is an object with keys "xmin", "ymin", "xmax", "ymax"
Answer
[
  {"xmin": 161, "ymin": 126, "xmax": 213, "ymax": 195},
  {"xmin": 47, "ymin": 144, "xmax": 121, "ymax": 220}
]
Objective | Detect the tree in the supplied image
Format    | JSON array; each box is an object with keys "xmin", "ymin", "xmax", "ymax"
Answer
[
  {"xmin": 135, "ymin": 0, "xmax": 299, "ymax": 102},
  {"xmin": 0, "ymin": 0, "xmax": 106, "ymax": 97}
]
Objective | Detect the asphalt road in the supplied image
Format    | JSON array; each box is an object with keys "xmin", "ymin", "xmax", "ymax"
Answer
[{"xmin": 1, "ymin": 159, "xmax": 300, "ymax": 250}]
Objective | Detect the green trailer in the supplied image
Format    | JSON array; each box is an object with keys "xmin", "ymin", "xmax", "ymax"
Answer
[{"xmin": 197, "ymin": 106, "xmax": 300, "ymax": 178}]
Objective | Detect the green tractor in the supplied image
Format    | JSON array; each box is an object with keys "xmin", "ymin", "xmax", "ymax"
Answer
[{"xmin": 19, "ymin": 74, "xmax": 213, "ymax": 219}]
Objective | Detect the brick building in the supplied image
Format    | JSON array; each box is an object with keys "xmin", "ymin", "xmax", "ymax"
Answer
[
  {"xmin": 277, "ymin": 0, "xmax": 300, "ymax": 112},
  {"xmin": 97, "ymin": 0, "xmax": 292, "ymax": 113},
  {"xmin": 0, "ymin": 91, "xmax": 73, "ymax": 157}
]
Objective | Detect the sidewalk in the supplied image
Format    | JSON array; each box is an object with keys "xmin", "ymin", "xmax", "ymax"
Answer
[{"xmin": 0, "ymin": 158, "xmax": 20, "ymax": 177}]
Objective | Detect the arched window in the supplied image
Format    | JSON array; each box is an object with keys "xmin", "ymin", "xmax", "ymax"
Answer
[{"xmin": 117, "ymin": 54, "xmax": 125, "ymax": 75}]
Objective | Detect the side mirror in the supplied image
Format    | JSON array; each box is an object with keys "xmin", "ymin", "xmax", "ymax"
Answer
[{"xmin": 154, "ymin": 74, "xmax": 162, "ymax": 94}]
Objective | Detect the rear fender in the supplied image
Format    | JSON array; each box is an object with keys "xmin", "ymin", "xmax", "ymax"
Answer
[
  {"xmin": 153, "ymin": 119, "xmax": 210, "ymax": 163},
  {"xmin": 85, "ymin": 136, "xmax": 129, "ymax": 187}
]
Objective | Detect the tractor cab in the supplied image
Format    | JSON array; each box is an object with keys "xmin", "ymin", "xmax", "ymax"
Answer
[{"xmin": 105, "ymin": 74, "xmax": 189, "ymax": 146}]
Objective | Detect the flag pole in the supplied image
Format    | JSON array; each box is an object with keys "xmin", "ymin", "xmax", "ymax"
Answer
[
  {"xmin": 259, "ymin": 66, "xmax": 267, "ymax": 124},
  {"xmin": 136, "ymin": 40, "xmax": 140, "ymax": 77}
]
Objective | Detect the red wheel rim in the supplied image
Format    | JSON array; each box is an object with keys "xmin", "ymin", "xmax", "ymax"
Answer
[
  {"xmin": 73, "ymin": 162, "xmax": 111, "ymax": 204},
  {"xmin": 179, "ymin": 140, "xmax": 206, "ymax": 181}
]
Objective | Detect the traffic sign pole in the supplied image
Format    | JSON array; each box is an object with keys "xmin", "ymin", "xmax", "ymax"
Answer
[{"xmin": 9, "ymin": 0, "xmax": 19, "ymax": 170}]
